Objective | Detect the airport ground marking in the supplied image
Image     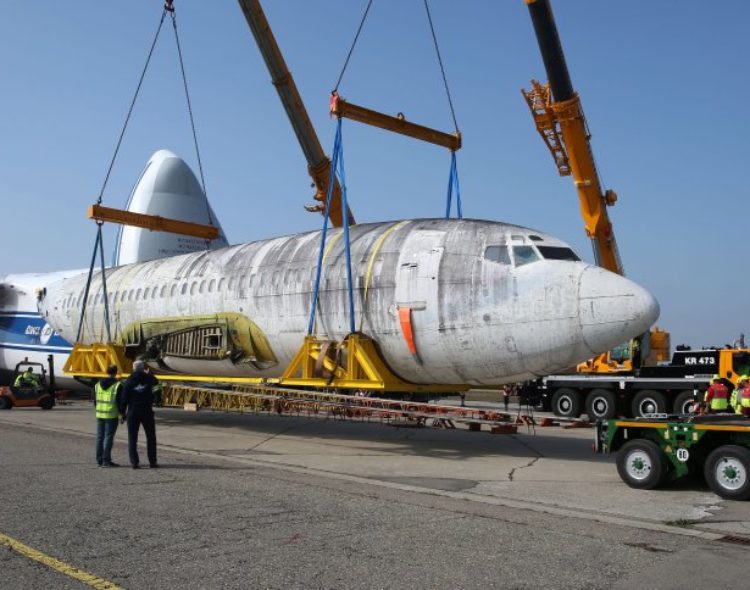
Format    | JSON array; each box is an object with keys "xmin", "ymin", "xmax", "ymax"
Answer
[
  {"xmin": 0, "ymin": 410, "xmax": 729, "ymax": 543},
  {"xmin": 0, "ymin": 531, "xmax": 122, "ymax": 590}
]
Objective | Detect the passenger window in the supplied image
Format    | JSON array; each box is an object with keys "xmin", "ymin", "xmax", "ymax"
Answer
[
  {"xmin": 199, "ymin": 280, "xmax": 206, "ymax": 294},
  {"xmin": 190, "ymin": 282, "xmax": 197, "ymax": 295},
  {"xmin": 228, "ymin": 277, "xmax": 235, "ymax": 291},
  {"xmin": 484, "ymin": 245, "xmax": 511, "ymax": 265},
  {"xmin": 136, "ymin": 288, "xmax": 142, "ymax": 300},
  {"xmin": 170, "ymin": 284, "xmax": 177, "ymax": 297},
  {"xmin": 218, "ymin": 278, "xmax": 226, "ymax": 291},
  {"xmin": 143, "ymin": 287, "xmax": 150, "ymax": 300},
  {"xmin": 160, "ymin": 285, "xmax": 167, "ymax": 298},
  {"xmin": 181, "ymin": 283, "xmax": 188, "ymax": 295},
  {"xmin": 513, "ymin": 246, "xmax": 540, "ymax": 267},
  {"xmin": 208, "ymin": 279, "xmax": 215, "ymax": 293}
]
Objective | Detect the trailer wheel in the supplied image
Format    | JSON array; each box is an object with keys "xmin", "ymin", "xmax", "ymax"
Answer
[
  {"xmin": 616, "ymin": 439, "xmax": 667, "ymax": 489},
  {"xmin": 631, "ymin": 390, "xmax": 667, "ymax": 418},
  {"xmin": 704, "ymin": 445, "xmax": 750, "ymax": 501},
  {"xmin": 0, "ymin": 395, "xmax": 11, "ymax": 410},
  {"xmin": 673, "ymin": 390, "xmax": 697, "ymax": 415},
  {"xmin": 551, "ymin": 388, "xmax": 582, "ymax": 418},
  {"xmin": 586, "ymin": 389, "xmax": 618, "ymax": 420}
]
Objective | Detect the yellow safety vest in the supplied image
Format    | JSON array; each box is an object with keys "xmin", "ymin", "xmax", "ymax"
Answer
[
  {"xmin": 731, "ymin": 390, "xmax": 742, "ymax": 414},
  {"xmin": 95, "ymin": 381, "xmax": 120, "ymax": 420},
  {"xmin": 742, "ymin": 387, "xmax": 750, "ymax": 409},
  {"xmin": 14, "ymin": 373, "xmax": 39, "ymax": 387}
]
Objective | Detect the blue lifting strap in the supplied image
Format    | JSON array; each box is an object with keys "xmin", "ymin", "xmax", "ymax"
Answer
[
  {"xmin": 76, "ymin": 224, "xmax": 112, "ymax": 343},
  {"xmin": 444, "ymin": 151, "xmax": 463, "ymax": 219},
  {"xmin": 308, "ymin": 118, "xmax": 356, "ymax": 336}
]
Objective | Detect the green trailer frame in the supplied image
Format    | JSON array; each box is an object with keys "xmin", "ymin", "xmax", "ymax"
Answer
[{"xmin": 597, "ymin": 415, "xmax": 750, "ymax": 500}]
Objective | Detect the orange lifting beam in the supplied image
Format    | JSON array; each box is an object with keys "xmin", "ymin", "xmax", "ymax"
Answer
[
  {"xmin": 330, "ymin": 93, "xmax": 461, "ymax": 152},
  {"xmin": 88, "ymin": 203, "xmax": 220, "ymax": 240}
]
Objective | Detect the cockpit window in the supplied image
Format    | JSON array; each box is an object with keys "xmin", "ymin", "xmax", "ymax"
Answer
[
  {"xmin": 512, "ymin": 246, "xmax": 539, "ymax": 267},
  {"xmin": 537, "ymin": 246, "xmax": 580, "ymax": 261},
  {"xmin": 484, "ymin": 245, "xmax": 511, "ymax": 265}
]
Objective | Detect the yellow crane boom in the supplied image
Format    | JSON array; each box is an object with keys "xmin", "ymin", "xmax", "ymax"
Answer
[
  {"xmin": 236, "ymin": 0, "xmax": 352, "ymax": 227},
  {"xmin": 522, "ymin": 0, "xmax": 623, "ymax": 275},
  {"xmin": 522, "ymin": 0, "xmax": 669, "ymax": 369}
]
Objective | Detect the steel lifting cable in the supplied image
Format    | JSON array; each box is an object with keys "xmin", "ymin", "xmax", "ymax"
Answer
[
  {"xmin": 80, "ymin": 5, "xmax": 170, "ymax": 342},
  {"xmin": 332, "ymin": 0, "xmax": 375, "ymax": 93},
  {"xmin": 168, "ymin": 5, "xmax": 213, "ymax": 227},
  {"xmin": 423, "ymin": 0, "xmax": 464, "ymax": 219},
  {"xmin": 423, "ymin": 0, "xmax": 459, "ymax": 134},
  {"xmin": 96, "ymin": 8, "xmax": 169, "ymax": 204}
]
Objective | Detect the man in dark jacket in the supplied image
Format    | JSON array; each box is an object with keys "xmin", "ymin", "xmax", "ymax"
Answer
[
  {"xmin": 94, "ymin": 365, "xmax": 122, "ymax": 467},
  {"xmin": 119, "ymin": 360, "xmax": 161, "ymax": 469}
]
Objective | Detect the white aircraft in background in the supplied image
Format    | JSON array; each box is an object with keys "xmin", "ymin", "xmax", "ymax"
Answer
[{"xmin": 0, "ymin": 150, "xmax": 228, "ymax": 389}]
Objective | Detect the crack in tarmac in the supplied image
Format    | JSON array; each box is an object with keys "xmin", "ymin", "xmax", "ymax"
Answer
[{"xmin": 508, "ymin": 456, "xmax": 540, "ymax": 482}]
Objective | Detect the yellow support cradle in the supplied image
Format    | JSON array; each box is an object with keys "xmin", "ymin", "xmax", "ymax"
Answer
[
  {"xmin": 63, "ymin": 343, "xmax": 133, "ymax": 378},
  {"xmin": 280, "ymin": 334, "xmax": 464, "ymax": 393}
]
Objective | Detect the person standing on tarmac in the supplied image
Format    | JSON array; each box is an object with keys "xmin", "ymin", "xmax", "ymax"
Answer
[
  {"xmin": 735, "ymin": 376, "xmax": 750, "ymax": 417},
  {"xmin": 704, "ymin": 375, "xmax": 729, "ymax": 414},
  {"xmin": 95, "ymin": 365, "xmax": 122, "ymax": 467},
  {"xmin": 730, "ymin": 375, "xmax": 748, "ymax": 415},
  {"xmin": 119, "ymin": 360, "xmax": 161, "ymax": 469}
]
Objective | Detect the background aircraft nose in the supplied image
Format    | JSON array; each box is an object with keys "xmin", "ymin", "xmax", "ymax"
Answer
[{"xmin": 578, "ymin": 266, "xmax": 660, "ymax": 355}]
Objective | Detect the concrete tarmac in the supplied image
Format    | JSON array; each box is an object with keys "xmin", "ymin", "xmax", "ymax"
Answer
[{"xmin": 1, "ymin": 402, "xmax": 749, "ymax": 588}]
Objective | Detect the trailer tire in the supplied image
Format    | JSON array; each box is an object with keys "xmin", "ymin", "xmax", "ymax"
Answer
[
  {"xmin": 551, "ymin": 388, "xmax": 582, "ymax": 418},
  {"xmin": 631, "ymin": 390, "xmax": 667, "ymax": 418},
  {"xmin": 616, "ymin": 439, "xmax": 667, "ymax": 490},
  {"xmin": 0, "ymin": 395, "xmax": 11, "ymax": 410},
  {"xmin": 704, "ymin": 445, "xmax": 750, "ymax": 501},
  {"xmin": 673, "ymin": 390, "xmax": 698, "ymax": 415},
  {"xmin": 586, "ymin": 389, "xmax": 618, "ymax": 420}
]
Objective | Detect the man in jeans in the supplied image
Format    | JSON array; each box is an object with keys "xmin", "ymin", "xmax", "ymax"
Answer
[
  {"xmin": 94, "ymin": 365, "xmax": 122, "ymax": 467},
  {"xmin": 119, "ymin": 360, "xmax": 161, "ymax": 469}
]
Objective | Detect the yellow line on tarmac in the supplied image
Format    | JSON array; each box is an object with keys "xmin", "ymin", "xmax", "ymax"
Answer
[{"xmin": 0, "ymin": 532, "xmax": 122, "ymax": 590}]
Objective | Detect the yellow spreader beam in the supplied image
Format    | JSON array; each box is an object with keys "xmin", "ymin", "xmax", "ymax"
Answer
[
  {"xmin": 330, "ymin": 94, "xmax": 461, "ymax": 152},
  {"xmin": 88, "ymin": 204, "xmax": 220, "ymax": 240}
]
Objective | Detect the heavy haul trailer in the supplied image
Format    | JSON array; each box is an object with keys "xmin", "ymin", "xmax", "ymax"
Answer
[
  {"xmin": 518, "ymin": 348, "xmax": 750, "ymax": 420},
  {"xmin": 596, "ymin": 416, "xmax": 750, "ymax": 501}
]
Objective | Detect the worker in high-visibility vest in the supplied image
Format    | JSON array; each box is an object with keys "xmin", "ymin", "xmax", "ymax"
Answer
[
  {"xmin": 94, "ymin": 365, "xmax": 122, "ymax": 467},
  {"xmin": 704, "ymin": 375, "xmax": 729, "ymax": 413},
  {"xmin": 730, "ymin": 375, "xmax": 749, "ymax": 415},
  {"xmin": 739, "ymin": 376, "xmax": 750, "ymax": 418},
  {"xmin": 14, "ymin": 367, "xmax": 40, "ymax": 388}
]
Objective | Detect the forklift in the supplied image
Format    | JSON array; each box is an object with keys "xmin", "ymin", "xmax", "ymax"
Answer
[{"xmin": 0, "ymin": 355, "xmax": 56, "ymax": 410}]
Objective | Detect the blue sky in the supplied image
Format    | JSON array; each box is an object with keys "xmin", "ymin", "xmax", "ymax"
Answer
[{"xmin": 1, "ymin": 1, "xmax": 747, "ymax": 349}]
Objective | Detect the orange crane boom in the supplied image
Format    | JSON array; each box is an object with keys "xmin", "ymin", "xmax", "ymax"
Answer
[
  {"xmin": 522, "ymin": 0, "xmax": 669, "ymax": 369},
  {"xmin": 522, "ymin": 0, "xmax": 623, "ymax": 275},
  {"xmin": 236, "ymin": 0, "xmax": 353, "ymax": 227}
]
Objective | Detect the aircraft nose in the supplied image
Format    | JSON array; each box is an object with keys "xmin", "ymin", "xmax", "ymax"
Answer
[{"xmin": 578, "ymin": 266, "xmax": 660, "ymax": 355}]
